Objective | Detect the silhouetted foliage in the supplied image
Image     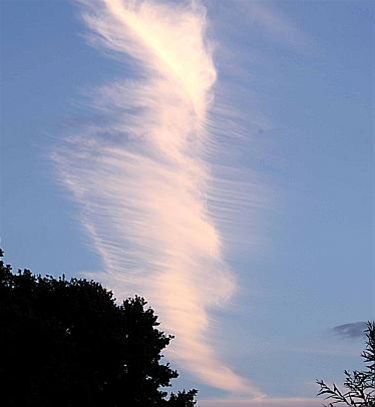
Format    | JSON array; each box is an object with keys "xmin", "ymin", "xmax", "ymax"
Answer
[
  {"xmin": 0, "ymin": 249, "xmax": 197, "ymax": 407},
  {"xmin": 317, "ymin": 321, "xmax": 375, "ymax": 406}
]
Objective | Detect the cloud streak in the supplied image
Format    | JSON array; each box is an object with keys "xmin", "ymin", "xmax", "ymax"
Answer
[
  {"xmin": 55, "ymin": 0, "xmax": 263, "ymax": 398},
  {"xmin": 333, "ymin": 322, "xmax": 367, "ymax": 339},
  {"xmin": 242, "ymin": 1, "xmax": 306, "ymax": 49}
]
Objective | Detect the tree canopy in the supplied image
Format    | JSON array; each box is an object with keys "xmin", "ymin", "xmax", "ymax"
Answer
[
  {"xmin": 317, "ymin": 321, "xmax": 375, "ymax": 407},
  {"xmin": 0, "ymin": 249, "xmax": 197, "ymax": 406}
]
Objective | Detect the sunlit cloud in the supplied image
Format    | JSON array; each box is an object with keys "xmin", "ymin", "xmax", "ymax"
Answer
[
  {"xmin": 55, "ymin": 0, "xmax": 264, "ymax": 398},
  {"xmin": 200, "ymin": 397, "xmax": 320, "ymax": 407}
]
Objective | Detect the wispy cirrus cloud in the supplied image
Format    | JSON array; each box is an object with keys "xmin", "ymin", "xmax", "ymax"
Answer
[
  {"xmin": 242, "ymin": 1, "xmax": 307, "ymax": 49},
  {"xmin": 55, "ymin": 0, "xmax": 264, "ymax": 398},
  {"xmin": 212, "ymin": 0, "xmax": 310, "ymax": 51}
]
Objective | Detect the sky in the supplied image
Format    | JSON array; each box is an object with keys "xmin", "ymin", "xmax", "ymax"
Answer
[{"xmin": 0, "ymin": 0, "xmax": 374, "ymax": 405}]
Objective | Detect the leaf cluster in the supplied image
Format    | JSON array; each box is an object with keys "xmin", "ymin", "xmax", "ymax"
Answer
[
  {"xmin": 317, "ymin": 321, "xmax": 375, "ymax": 407},
  {"xmin": 0, "ymin": 250, "xmax": 197, "ymax": 407}
]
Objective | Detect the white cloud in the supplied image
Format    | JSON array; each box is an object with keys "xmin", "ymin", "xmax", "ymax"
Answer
[{"xmin": 55, "ymin": 0, "xmax": 264, "ymax": 398}]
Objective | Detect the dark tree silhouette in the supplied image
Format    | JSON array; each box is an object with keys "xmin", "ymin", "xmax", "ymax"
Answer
[
  {"xmin": 317, "ymin": 321, "xmax": 375, "ymax": 406},
  {"xmin": 0, "ymin": 249, "xmax": 197, "ymax": 407}
]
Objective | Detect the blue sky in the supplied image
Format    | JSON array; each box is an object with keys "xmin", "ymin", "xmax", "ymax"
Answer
[{"xmin": 1, "ymin": 0, "xmax": 374, "ymax": 405}]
